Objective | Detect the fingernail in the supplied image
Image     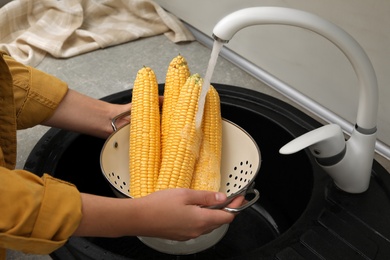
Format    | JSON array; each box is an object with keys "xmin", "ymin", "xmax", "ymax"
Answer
[{"xmin": 215, "ymin": 192, "xmax": 225, "ymax": 201}]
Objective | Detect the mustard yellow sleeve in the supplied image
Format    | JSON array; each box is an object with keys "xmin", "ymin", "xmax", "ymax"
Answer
[
  {"xmin": 3, "ymin": 54, "xmax": 68, "ymax": 130},
  {"xmin": 0, "ymin": 169, "xmax": 82, "ymax": 254}
]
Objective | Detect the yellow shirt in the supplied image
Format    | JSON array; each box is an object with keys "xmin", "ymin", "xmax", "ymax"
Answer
[{"xmin": 0, "ymin": 52, "xmax": 82, "ymax": 258}]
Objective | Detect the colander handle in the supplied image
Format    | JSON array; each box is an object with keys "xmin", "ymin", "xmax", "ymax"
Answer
[
  {"xmin": 111, "ymin": 111, "xmax": 131, "ymax": 132},
  {"xmin": 223, "ymin": 188, "xmax": 260, "ymax": 213}
]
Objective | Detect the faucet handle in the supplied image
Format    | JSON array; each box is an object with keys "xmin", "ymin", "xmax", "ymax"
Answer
[{"xmin": 279, "ymin": 124, "xmax": 345, "ymax": 159}]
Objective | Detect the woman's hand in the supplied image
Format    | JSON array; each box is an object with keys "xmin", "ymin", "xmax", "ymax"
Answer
[
  {"xmin": 132, "ymin": 188, "xmax": 244, "ymax": 240},
  {"xmin": 43, "ymin": 90, "xmax": 164, "ymax": 139},
  {"xmin": 74, "ymin": 188, "xmax": 244, "ymax": 240},
  {"xmin": 43, "ymin": 89, "xmax": 131, "ymax": 138}
]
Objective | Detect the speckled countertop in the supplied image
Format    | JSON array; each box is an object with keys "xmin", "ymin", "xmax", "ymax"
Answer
[{"xmin": 9, "ymin": 35, "xmax": 390, "ymax": 259}]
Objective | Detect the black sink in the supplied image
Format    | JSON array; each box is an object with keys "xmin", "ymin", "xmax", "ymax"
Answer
[{"xmin": 25, "ymin": 84, "xmax": 390, "ymax": 259}]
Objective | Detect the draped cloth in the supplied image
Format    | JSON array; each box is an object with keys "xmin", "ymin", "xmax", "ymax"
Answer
[{"xmin": 0, "ymin": 0, "xmax": 194, "ymax": 66}]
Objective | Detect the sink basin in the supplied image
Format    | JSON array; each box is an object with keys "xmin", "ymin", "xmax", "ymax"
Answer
[{"xmin": 25, "ymin": 84, "xmax": 390, "ymax": 259}]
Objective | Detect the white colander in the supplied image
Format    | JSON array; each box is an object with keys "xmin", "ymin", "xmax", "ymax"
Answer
[{"xmin": 100, "ymin": 113, "xmax": 261, "ymax": 254}]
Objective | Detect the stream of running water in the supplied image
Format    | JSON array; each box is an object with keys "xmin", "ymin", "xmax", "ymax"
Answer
[{"xmin": 195, "ymin": 40, "xmax": 224, "ymax": 129}]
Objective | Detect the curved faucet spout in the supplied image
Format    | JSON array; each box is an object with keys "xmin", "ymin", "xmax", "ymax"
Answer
[
  {"xmin": 212, "ymin": 7, "xmax": 378, "ymax": 130},
  {"xmin": 213, "ymin": 7, "xmax": 379, "ymax": 193}
]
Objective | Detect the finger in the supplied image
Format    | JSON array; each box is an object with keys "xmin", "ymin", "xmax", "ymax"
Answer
[
  {"xmin": 202, "ymin": 191, "xmax": 227, "ymax": 207},
  {"xmin": 226, "ymin": 195, "xmax": 245, "ymax": 208},
  {"xmin": 184, "ymin": 189, "xmax": 227, "ymax": 207}
]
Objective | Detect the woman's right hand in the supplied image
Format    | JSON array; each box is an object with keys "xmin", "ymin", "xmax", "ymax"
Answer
[
  {"xmin": 74, "ymin": 189, "xmax": 244, "ymax": 240},
  {"xmin": 131, "ymin": 188, "xmax": 244, "ymax": 241}
]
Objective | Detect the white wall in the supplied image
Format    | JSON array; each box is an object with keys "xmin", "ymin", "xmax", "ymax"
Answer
[{"xmin": 156, "ymin": 0, "xmax": 390, "ymax": 158}]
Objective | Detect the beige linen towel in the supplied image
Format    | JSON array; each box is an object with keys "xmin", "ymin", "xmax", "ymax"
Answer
[{"xmin": 0, "ymin": 0, "xmax": 194, "ymax": 66}]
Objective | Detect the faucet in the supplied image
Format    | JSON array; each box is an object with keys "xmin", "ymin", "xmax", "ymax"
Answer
[{"xmin": 212, "ymin": 7, "xmax": 378, "ymax": 193}]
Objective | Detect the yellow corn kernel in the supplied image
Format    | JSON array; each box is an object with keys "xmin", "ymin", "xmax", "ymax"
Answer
[
  {"xmin": 129, "ymin": 66, "xmax": 161, "ymax": 198},
  {"xmin": 191, "ymin": 86, "xmax": 222, "ymax": 191},
  {"xmin": 156, "ymin": 74, "xmax": 203, "ymax": 190},
  {"xmin": 161, "ymin": 55, "xmax": 190, "ymax": 153}
]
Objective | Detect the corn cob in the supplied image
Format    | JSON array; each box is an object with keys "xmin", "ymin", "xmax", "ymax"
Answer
[
  {"xmin": 156, "ymin": 74, "xmax": 203, "ymax": 190},
  {"xmin": 161, "ymin": 55, "xmax": 190, "ymax": 154},
  {"xmin": 191, "ymin": 85, "xmax": 222, "ymax": 191},
  {"xmin": 129, "ymin": 66, "xmax": 161, "ymax": 198}
]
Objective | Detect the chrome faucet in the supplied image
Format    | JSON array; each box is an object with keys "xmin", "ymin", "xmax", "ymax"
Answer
[{"xmin": 212, "ymin": 7, "xmax": 378, "ymax": 193}]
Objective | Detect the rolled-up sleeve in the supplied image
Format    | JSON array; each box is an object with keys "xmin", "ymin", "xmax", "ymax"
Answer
[
  {"xmin": 0, "ymin": 53, "xmax": 81, "ymax": 255},
  {"xmin": 0, "ymin": 169, "xmax": 82, "ymax": 254},
  {"xmin": 3, "ymin": 54, "xmax": 68, "ymax": 130}
]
